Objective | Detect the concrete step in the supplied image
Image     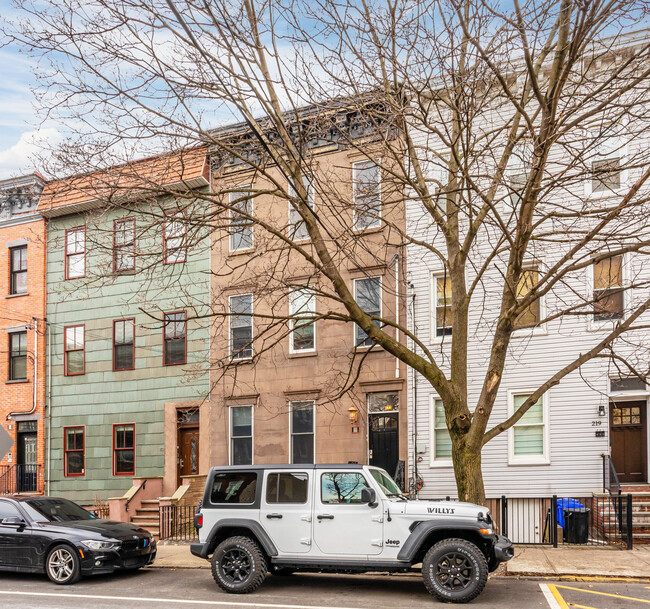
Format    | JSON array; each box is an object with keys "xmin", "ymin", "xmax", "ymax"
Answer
[
  {"xmin": 135, "ymin": 507, "xmax": 159, "ymax": 514},
  {"xmin": 141, "ymin": 499, "xmax": 160, "ymax": 505}
]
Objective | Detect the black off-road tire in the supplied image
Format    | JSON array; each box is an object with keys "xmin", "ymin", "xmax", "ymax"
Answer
[
  {"xmin": 421, "ymin": 538, "xmax": 488, "ymax": 604},
  {"xmin": 211, "ymin": 536, "xmax": 267, "ymax": 594},
  {"xmin": 45, "ymin": 544, "xmax": 82, "ymax": 585}
]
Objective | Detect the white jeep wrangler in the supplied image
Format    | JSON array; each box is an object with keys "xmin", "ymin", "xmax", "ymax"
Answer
[{"xmin": 191, "ymin": 464, "xmax": 513, "ymax": 604}]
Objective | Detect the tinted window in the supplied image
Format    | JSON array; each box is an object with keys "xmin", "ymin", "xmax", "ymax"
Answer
[
  {"xmin": 321, "ymin": 473, "xmax": 368, "ymax": 504},
  {"xmin": 24, "ymin": 498, "xmax": 93, "ymax": 522},
  {"xmin": 0, "ymin": 501, "xmax": 22, "ymax": 521},
  {"xmin": 266, "ymin": 473, "xmax": 308, "ymax": 504},
  {"xmin": 210, "ymin": 472, "xmax": 257, "ymax": 504}
]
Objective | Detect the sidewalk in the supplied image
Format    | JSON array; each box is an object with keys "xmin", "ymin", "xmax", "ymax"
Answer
[{"xmin": 152, "ymin": 543, "xmax": 650, "ymax": 579}]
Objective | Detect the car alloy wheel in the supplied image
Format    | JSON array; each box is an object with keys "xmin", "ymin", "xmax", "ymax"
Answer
[
  {"xmin": 435, "ymin": 551, "xmax": 474, "ymax": 591},
  {"xmin": 220, "ymin": 548, "xmax": 252, "ymax": 583},
  {"xmin": 211, "ymin": 535, "xmax": 267, "ymax": 594},
  {"xmin": 46, "ymin": 545, "xmax": 81, "ymax": 585}
]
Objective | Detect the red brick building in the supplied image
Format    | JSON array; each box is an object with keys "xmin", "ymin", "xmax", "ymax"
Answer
[{"xmin": 0, "ymin": 173, "xmax": 47, "ymax": 494}]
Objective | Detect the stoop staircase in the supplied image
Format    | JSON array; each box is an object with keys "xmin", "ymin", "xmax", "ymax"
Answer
[
  {"xmin": 130, "ymin": 499, "xmax": 161, "ymax": 539},
  {"xmin": 598, "ymin": 485, "xmax": 650, "ymax": 545}
]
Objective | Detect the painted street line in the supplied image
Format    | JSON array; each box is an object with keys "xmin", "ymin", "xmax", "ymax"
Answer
[
  {"xmin": 555, "ymin": 584, "xmax": 650, "ymax": 605},
  {"xmin": 0, "ymin": 590, "xmax": 368, "ymax": 609},
  {"xmin": 540, "ymin": 583, "xmax": 569, "ymax": 609}
]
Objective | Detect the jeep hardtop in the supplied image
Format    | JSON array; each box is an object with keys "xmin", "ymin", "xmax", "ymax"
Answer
[{"xmin": 191, "ymin": 464, "xmax": 513, "ymax": 603}]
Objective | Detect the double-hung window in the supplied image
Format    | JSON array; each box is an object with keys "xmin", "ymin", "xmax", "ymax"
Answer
[
  {"xmin": 65, "ymin": 227, "xmax": 85, "ymax": 279},
  {"xmin": 113, "ymin": 319, "xmax": 135, "ymax": 370},
  {"xmin": 64, "ymin": 325, "xmax": 85, "ymax": 376},
  {"xmin": 64, "ymin": 427, "xmax": 84, "ymax": 476},
  {"xmin": 163, "ymin": 312, "xmax": 186, "ymax": 365},
  {"xmin": 230, "ymin": 406, "xmax": 253, "ymax": 465},
  {"xmin": 354, "ymin": 277, "xmax": 381, "ymax": 347},
  {"xmin": 593, "ymin": 255, "xmax": 624, "ymax": 321},
  {"xmin": 288, "ymin": 175, "xmax": 313, "ymax": 241},
  {"xmin": 353, "ymin": 160, "xmax": 381, "ymax": 231},
  {"xmin": 8, "ymin": 331, "xmax": 27, "ymax": 380},
  {"xmin": 113, "ymin": 219, "xmax": 135, "ymax": 271},
  {"xmin": 289, "ymin": 289, "xmax": 315, "ymax": 352},
  {"xmin": 431, "ymin": 398, "xmax": 452, "ymax": 465},
  {"xmin": 432, "ymin": 274, "xmax": 452, "ymax": 337},
  {"xmin": 509, "ymin": 393, "xmax": 548, "ymax": 464},
  {"xmin": 163, "ymin": 216, "xmax": 187, "ymax": 264},
  {"xmin": 589, "ymin": 126, "xmax": 624, "ymax": 194},
  {"xmin": 9, "ymin": 246, "xmax": 27, "ymax": 295},
  {"xmin": 290, "ymin": 401, "xmax": 314, "ymax": 464},
  {"xmin": 513, "ymin": 267, "xmax": 541, "ymax": 330},
  {"xmin": 113, "ymin": 424, "xmax": 135, "ymax": 475},
  {"xmin": 229, "ymin": 188, "xmax": 253, "ymax": 251},
  {"xmin": 229, "ymin": 294, "xmax": 253, "ymax": 359}
]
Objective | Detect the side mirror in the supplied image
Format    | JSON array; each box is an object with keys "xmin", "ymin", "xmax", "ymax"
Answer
[
  {"xmin": 2, "ymin": 516, "xmax": 25, "ymax": 527},
  {"xmin": 361, "ymin": 487, "xmax": 377, "ymax": 507}
]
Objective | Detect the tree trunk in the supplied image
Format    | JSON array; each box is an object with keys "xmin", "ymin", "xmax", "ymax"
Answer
[{"xmin": 452, "ymin": 439, "xmax": 486, "ymax": 505}]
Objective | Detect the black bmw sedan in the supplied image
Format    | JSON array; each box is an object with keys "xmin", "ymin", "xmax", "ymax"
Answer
[{"xmin": 0, "ymin": 496, "xmax": 156, "ymax": 584}]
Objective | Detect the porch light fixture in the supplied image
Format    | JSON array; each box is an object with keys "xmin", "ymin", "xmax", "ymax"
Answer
[
  {"xmin": 348, "ymin": 405, "xmax": 358, "ymax": 424},
  {"xmin": 598, "ymin": 404, "xmax": 606, "ymax": 417}
]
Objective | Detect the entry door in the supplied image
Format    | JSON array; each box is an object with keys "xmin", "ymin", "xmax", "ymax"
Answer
[
  {"xmin": 17, "ymin": 432, "xmax": 37, "ymax": 493},
  {"xmin": 369, "ymin": 412, "xmax": 399, "ymax": 476},
  {"xmin": 313, "ymin": 470, "xmax": 383, "ymax": 556},
  {"xmin": 178, "ymin": 427, "xmax": 199, "ymax": 483},
  {"xmin": 610, "ymin": 400, "xmax": 647, "ymax": 483}
]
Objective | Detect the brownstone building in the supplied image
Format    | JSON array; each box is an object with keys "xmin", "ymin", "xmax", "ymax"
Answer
[{"xmin": 0, "ymin": 173, "xmax": 47, "ymax": 494}]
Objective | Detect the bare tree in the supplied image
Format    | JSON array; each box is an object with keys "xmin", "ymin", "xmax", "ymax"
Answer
[{"xmin": 8, "ymin": 0, "xmax": 650, "ymax": 502}]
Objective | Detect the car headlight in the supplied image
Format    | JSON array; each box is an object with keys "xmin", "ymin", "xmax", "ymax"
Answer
[{"xmin": 81, "ymin": 539, "xmax": 121, "ymax": 551}]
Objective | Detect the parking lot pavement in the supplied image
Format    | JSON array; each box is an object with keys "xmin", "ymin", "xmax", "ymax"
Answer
[{"xmin": 1, "ymin": 568, "xmax": 650, "ymax": 609}]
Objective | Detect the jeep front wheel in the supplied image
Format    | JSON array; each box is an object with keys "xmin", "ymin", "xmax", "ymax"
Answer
[
  {"xmin": 211, "ymin": 536, "xmax": 267, "ymax": 594},
  {"xmin": 421, "ymin": 538, "xmax": 488, "ymax": 604}
]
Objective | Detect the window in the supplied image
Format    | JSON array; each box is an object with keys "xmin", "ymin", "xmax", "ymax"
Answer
[
  {"xmin": 593, "ymin": 255, "xmax": 624, "ymax": 321},
  {"xmin": 9, "ymin": 246, "xmax": 27, "ymax": 295},
  {"xmin": 163, "ymin": 216, "xmax": 187, "ymax": 264},
  {"xmin": 0, "ymin": 500, "xmax": 22, "ymax": 521},
  {"xmin": 210, "ymin": 472, "xmax": 257, "ymax": 504},
  {"xmin": 266, "ymin": 472, "xmax": 308, "ymax": 504},
  {"xmin": 513, "ymin": 267, "xmax": 541, "ymax": 330},
  {"xmin": 508, "ymin": 172, "xmax": 527, "ymax": 211},
  {"xmin": 367, "ymin": 391, "xmax": 398, "ymax": 413},
  {"xmin": 229, "ymin": 294, "xmax": 253, "ymax": 359},
  {"xmin": 432, "ymin": 398, "xmax": 452, "ymax": 464},
  {"xmin": 64, "ymin": 427, "xmax": 84, "ymax": 476},
  {"xmin": 592, "ymin": 158, "xmax": 621, "ymax": 193},
  {"xmin": 64, "ymin": 325, "xmax": 85, "ymax": 376},
  {"xmin": 229, "ymin": 188, "xmax": 253, "ymax": 251},
  {"xmin": 354, "ymin": 277, "xmax": 381, "ymax": 347},
  {"xmin": 113, "ymin": 219, "xmax": 135, "ymax": 271},
  {"xmin": 321, "ymin": 472, "xmax": 368, "ymax": 504},
  {"xmin": 8, "ymin": 331, "xmax": 27, "ymax": 381},
  {"xmin": 230, "ymin": 406, "xmax": 253, "ymax": 465},
  {"xmin": 433, "ymin": 274, "xmax": 452, "ymax": 337},
  {"xmin": 588, "ymin": 126, "xmax": 624, "ymax": 194},
  {"xmin": 510, "ymin": 393, "xmax": 547, "ymax": 464},
  {"xmin": 113, "ymin": 319, "xmax": 135, "ymax": 371},
  {"xmin": 65, "ymin": 227, "xmax": 85, "ymax": 279},
  {"xmin": 288, "ymin": 175, "xmax": 313, "ymax": 241},
  {"xmin": 113, "ymin": 424, "xmax": 135, "ymax": 475},
  {"xmin": 353, "ymin": 160, "xmax": 381, "ymax": 230},
  {"xmin": 291, "ymin": 401, "xmax": 314, "ymax": 464},
  {"xmin": 163, "ymin": 312, "xmax": 186, "ymax": 365},
  {"xmin": 289, "ymin": 289, "xmax": 315, "ymax": 352}
]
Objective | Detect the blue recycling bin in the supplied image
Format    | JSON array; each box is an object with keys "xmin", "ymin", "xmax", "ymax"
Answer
[{"xmin": 556, "ymin": 498, "xmax": 585, "ymax": 533}]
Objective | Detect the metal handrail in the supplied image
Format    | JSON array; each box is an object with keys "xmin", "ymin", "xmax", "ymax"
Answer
[{"xmin": 125, "ymin": 479, "xmax": 147, "ymax": 512}]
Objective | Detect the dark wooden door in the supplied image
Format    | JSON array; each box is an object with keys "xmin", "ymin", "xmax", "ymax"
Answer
[
  {"xmin": 369, "ymin": 412, "xmax": 399, "ymax": 477},
  {"xmin": 610, "ymin": 400, "xmax": 647, "ymax": 483},
  {"xmin": 178, "ymin": 427, "xmax": 199, "ymax": 484}
]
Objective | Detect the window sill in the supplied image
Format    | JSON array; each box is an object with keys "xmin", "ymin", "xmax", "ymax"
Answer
[
  {"xmin": 112, "ymin": 269, "xmax": 137, "ymax": 275},
  {"xmin": 588, "ymin": 318, "xmax": 625, "ymax": 332},
  {"xmin": 352, "ymin": 225, "xmax": 383, "ymax": 236},
  {"xmin": 5, "ymin": 293, "xmax": 28, "ymax": 299},
  {"xmin": 508, "ymin": 457, "xmax": 551, "ymax": 466},
  {"xmin": 163, "ymin": 361, "xmax": 187, "ymax": 367},
  {"xmin": 5, "ymin": 379, "xmax": 29, "ymax": 384},
  {"xmin": 230, "ymin": 357, "xmax": 253, "ymax": 364},
  {"xmin": 429, "ymin": 461, "xmax": 453, "ymax": 468},
  {"xmin": 228, "ymin": 248, "xmax": 254, "ymax": 257},
  {"xmin": 511, "ymin": 327, "xmax": 548, "ymax": 339},
  {"xmin": 288, "ymin": 350, "xmax": 318, "ymax": 359}
]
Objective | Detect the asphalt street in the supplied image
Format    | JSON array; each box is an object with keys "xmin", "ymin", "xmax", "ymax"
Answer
[{"xmin": 0, "ymin": 568, "xmax": 649, "ymax": 609}]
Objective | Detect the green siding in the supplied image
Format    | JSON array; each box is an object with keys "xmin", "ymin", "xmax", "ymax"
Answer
[{"xmin": 47, "ymin": 202, "xmax": 210, "ymax": 504}]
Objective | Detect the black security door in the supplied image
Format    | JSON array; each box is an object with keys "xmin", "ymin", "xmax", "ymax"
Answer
[
  {"xmin": 17, "ymin": 421, "xmax": 37, "ymax": 493},
  {"xmin": 369, "ymin": 412, "xmax": 399, "ymax": 476}
]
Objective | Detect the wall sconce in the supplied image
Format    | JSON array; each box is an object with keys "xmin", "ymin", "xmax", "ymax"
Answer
[
  {"xmin": 598, "ymin": 404, "xmax": 606, "ymax": 417},
  {"xmin": 348, "ymin": 405, "xmax": 358, "ymax": 424}
]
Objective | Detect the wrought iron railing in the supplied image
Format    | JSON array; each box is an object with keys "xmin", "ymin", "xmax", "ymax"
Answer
[
  {"xmin": 0, "ymin": 464, "xmax": 42, "ymax": 494},
  {"xmin": 159, "ymin": 504, "xmax": 199, "ymax": 541}
]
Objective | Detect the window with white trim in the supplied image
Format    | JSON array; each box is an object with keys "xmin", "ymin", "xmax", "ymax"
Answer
[
  {"xmin": 432, "ymin": 274, "xmax": 452, "ymax": 337},
  {"xmin": 288, "ymin": 175, "xmax": 313, "ymax": 241},
  {"xmin": 230, "ymin": 406, "xmax": 253, "ymax": 465},
  {"xmin": 593, "ymin": 255, "xmax": 624, "ymax": 321},
  {"xmin": 65, "ymin": 227, "xmax": 85, "ymax": 279},
  {"xmin": 289, "ymin": 289, "xmax": 315, "ymax": 352},
  {"xmin": 229, "ymin": 294, "xmax": 253, "ymax": 359},
  {"xmin": 587, "ymin": 125, "xmax": 625, "ymax": 195},
  {"xmin": 431, "ymin": 398, "xmax": 452, "ymax": 465},
  {"xmin": 229, "ymin": 188, "xmax": 253, "ymax": 251},
  {"xmin": 290, "ymin": 401, "xmax": 314, "ymax": 464},
  {"xmin": 353, "ymin": 160, "xmax": 381, "ymax": 231},
  {"xmin": 510, "ymin": 393, "xmax": 548, "ymax": 464},
  {"xmin": 513, "ymin": 266, "xmax": 541, "ymax": 330},
  {"xmin": 354, "ymin": 277, "xmax": 381, "ymax": 347}
]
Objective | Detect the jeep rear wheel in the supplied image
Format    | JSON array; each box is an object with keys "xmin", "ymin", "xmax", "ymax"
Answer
[
  {"xmin": 421, "ymin": 538, "xmax": 488, "ymax": 604},
  {"xmin": 211, "ymin": 536, "xmax": 267, "ymax": 594}
]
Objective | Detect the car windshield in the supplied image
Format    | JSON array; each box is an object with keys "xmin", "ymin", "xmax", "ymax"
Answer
[
  {"xmin": 370, "ymin": 468, "xmax": 404, "ymax": 497},
  {"xmin": 24, "ymin": 498, "xmax": 95, "ymax": 522}
]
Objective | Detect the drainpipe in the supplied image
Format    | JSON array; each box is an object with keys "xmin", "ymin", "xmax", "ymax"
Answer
[
  {"xmin": 391, "ymin": 254, "xmax": 400, "ymax": 379},
  {"xmin": 47, "ymin": 320, "xmax": 52, "ymax": 495},
  {"xmin": 8, "ymin": 318, "xmax": 39, "ymax": 418}
]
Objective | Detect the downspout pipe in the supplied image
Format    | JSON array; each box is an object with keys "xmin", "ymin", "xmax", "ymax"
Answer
[{"xmin": 8, "ymin": 317, "xmax": 39, "ymax": 418}]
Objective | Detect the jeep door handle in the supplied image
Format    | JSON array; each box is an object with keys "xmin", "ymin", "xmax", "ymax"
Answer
[
  {"xmin": 317, "ymin": 514, "xmax": 334, "ymax": 520},
  {"xmin": 266, "ymin": 514, "xmax": 283, "ymax": 519}
]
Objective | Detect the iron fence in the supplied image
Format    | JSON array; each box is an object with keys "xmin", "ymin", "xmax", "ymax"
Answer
[
  {"xmin": 159, "ymin": 504, "xmax": 199, "ymax": 541},
  {"xmin": 91, "ymin": 505, "xmax": 110, "ymax": 519},
  {"xmin": 0, "ymin": 464, "xmax": 42, "ymax": 494}
]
